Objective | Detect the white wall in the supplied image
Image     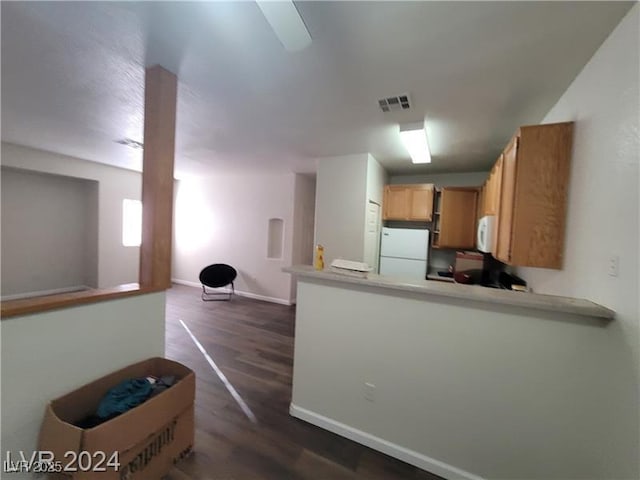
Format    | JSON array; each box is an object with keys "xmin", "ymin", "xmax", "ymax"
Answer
[
  {"xmin": 172, "ymin": 173, "xmax": 297, "ymax": 304},
  {"xmin": 291, "ymin": 278, "xmax": 638, "ymax": 479},
  {"xmin": 390, "ymin": 171, "xmax": 488, "ymax": 187},
  {"xmin": 517, "ymin": 3, "xmax": 639, "ymax": 300},
  {"xmin": 315, "ymin": 153, "xmax": 388, "ymax": 267},
  {"xmin": 365, "ymin": 154, "xmax": 387, "ymax": 205},
  {"xmin": 1, "ymin": 167, "xmax": 98, "ymax": 297},
  {"xmin": 314, "ymin": 154, "xmax": 369, "ymax": 265},
  {"xmin": 1, "ymin": 143, "xmax": 142, "ymax": 287},
  {"xmin": 0, "ymin": 292, "xmax": 166, "ymax": 480},
  {"xmin": 516, "ymin": 5, "xmax": 640, "ymax": 458}
]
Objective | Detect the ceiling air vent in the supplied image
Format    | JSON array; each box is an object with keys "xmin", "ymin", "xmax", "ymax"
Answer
[{"xmin": 378, "ymin": 93, "xmax": 411, "ymax": 113}]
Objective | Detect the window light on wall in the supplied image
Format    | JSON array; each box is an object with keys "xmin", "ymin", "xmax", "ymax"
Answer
[{"xmin": 122, "ymin": 199, "xmax": 142, "ymax": 247}]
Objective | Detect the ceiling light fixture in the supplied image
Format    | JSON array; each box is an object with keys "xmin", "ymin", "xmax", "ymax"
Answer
[
  {"xmin": 256, "ymin": 0, "xmax": 311, "ymax": 52},
  {"xmin": 399, "ymin": 122, "xmax": 431, "ymax": 164}
]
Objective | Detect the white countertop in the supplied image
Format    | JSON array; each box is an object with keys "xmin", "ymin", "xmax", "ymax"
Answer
[{"xmin": 284, "ymin": 265, "xmax": 614, "ymax": 320}]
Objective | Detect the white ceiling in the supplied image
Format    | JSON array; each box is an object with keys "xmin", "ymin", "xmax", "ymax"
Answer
[{"xmin": 1, "ymin": 1, "xmax": 634, "ymax": 177}]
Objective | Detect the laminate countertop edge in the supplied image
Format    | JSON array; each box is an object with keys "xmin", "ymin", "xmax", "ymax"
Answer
[{"xmin": 283, "ymin": 266, "xmax": 615, "ymax": 320}]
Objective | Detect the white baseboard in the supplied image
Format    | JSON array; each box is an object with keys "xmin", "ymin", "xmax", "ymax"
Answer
[
  {"xmin": 171, "ymin": 278, "xmax": 201, "ymax": 289},
  {"xmin": 0, "ymin": 285, "xmax": 90, "ymax": 301},
  {"xmin": 234, "ymin": 289, "xmax": 292, "ymax": 306},
  {"xmin": 289, "ymin": 404, "xmax": 484, "ymax": 480},
  {"xmin": 171, "ymin": 278, "xmax": 292, "ymax": 306}
]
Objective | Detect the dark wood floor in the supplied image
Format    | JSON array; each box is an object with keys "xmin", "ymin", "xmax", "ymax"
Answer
[{"xmin": 165, "ymin": 284, "xmax": 443, "ymax": 480}]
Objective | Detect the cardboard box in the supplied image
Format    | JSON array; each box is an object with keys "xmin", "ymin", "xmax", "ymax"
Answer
[{"xmin": 39, "ymin": 357, "xmax": 195, "ymax": 480}]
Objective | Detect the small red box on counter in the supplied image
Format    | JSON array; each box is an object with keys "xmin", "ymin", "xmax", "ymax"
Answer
[{"xmin": 454, "ymin": 251, "xmax": 484, "ymax": 273}]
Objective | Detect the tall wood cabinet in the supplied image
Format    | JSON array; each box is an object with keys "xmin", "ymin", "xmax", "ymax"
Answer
[
  {"xmin": 383, "ymin": 184, "xmax": 434, "ymax": 221},
  {"xmin": 433, "ymin": 187, "xmax": 478, "ymax": 249},
  {"xmin": 482, "ymin": 154, "xmax": 503, "ymax": 216},
  {"xmin": 494, "ymin": 122, "xmax": 573, "ymax": 269}
]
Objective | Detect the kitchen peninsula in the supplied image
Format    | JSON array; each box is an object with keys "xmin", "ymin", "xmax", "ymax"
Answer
[
  {"xmin": 284, "ymin": 265, "xmax": 618, "ymax": 479},
  {"xmin": 287, "ymin": 265, "xmax": 613, "ymax": 319}
]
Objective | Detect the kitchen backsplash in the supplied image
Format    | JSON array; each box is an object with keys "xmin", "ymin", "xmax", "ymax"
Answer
[{"xmin": 430, "ymin": 249, "xmax": 456, "ymax": 271}]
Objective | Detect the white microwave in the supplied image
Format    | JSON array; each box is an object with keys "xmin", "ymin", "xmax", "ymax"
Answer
[{"xmin": 477, "ymin": 215, "xmax": 495, "ymax": 253}]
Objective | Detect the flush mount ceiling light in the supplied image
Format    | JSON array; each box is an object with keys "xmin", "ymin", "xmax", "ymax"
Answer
[
  {"xmin": 256, "ymin": 0, "xmax": 311, "ymax": 52},
  {"xmin": 399, "ymin": 122, "xmax": 431, "ymax": 164}
]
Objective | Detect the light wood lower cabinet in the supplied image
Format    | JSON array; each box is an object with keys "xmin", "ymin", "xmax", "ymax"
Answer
[
  {"xmin": 494, "ymin": 122, "xmax": 573, "ymax": 269},
  {"xmin": 383, "ymin": 184, "xmax": 434, "ymax": 221},
  {"xmin": 433, "ymin": 187, "xmax": 478, "ymax": 249}
]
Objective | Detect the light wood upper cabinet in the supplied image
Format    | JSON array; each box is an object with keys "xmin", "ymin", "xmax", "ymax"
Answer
[
  {"xmin": 383, "ymin": 186, "xmax": 411, "ymax": 220},
  {"xmin": 477, "ymin": 184, "xmax": 486, "ymax": 222},
  {"xmin": 437, "ymin": 187, "xmax": 478, "ymax": 249},
  {"xmin": 495, "ymin": 138, "xmax": 518, "ymax": 263},
  {"xmin": 383, "ymin": 184, "xmax": 434, "ymax": 221},
  {"xmin": 494, "ymin": 122, "xmax": 573, "ymax": 269},
  {"xmin": 483, "ymin": 154, "xmax": 503, "ymax": 216},
  {"xmin": 408, "ymin": 187, "xmax": 434, "ymax": 221}
]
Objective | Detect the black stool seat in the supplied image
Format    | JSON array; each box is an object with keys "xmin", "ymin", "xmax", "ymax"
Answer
[{"xmin": 199, "ymin": 264, "xmax": 237, "ymax": 301}]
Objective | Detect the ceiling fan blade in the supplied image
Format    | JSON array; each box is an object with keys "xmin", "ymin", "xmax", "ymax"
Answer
[{"xmin": 256, "ymin": 1, "xmax": 311, "ymax": 52}]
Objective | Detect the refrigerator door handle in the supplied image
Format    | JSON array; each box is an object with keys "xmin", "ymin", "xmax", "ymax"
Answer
[{"xmin": 381, "ymin": 255, "xmax": 420, "ymax": 261}]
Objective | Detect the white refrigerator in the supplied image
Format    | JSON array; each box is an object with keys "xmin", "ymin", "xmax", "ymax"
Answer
[{"xmin": 379, "ymin": 227, "xmax": 429, "ymax": 280}]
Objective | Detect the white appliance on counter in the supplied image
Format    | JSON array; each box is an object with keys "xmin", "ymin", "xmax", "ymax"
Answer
[
  {"xmin": 477, "ymin": 215, "xmax": 495, "ymax": 253},
  {"xmin": 379, "ymin": 227, "xmax": 429, "ymax": 280}
]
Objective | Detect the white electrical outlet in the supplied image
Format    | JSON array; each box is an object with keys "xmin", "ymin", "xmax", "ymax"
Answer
[
  {"xmin": 608, "ymin": 255, "xmax": 619, "ymax": 277},
  {"xmin": 364, "ymin": 382, "xmax": 376, "ymax": 402}
]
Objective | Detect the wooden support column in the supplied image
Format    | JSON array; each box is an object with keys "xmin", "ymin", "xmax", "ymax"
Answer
[{"xmin": 139, "ymin": 65, "xmax": 177, "ymax": 289}]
